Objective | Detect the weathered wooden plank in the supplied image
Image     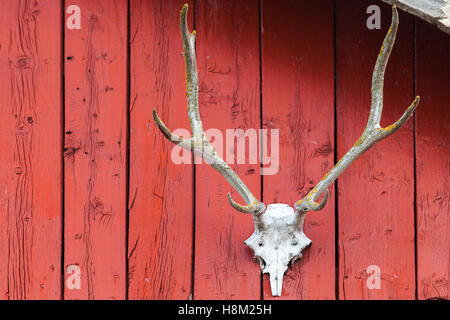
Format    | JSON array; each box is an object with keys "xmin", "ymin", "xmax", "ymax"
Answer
[
  {"xmin": 128, "ymin": 0, "xmax": 194, "ymax": 299},
  {"xmin": 261, "ymin": 0, "xmax": 335, "ymax": 299},
  {"xmin": 381, "ymin": 0, "xmax": 450, "ymax": 34},
  {"xmin": 64, "ymin": 0, "xmax": 127, "ymax": 299},
  {"xmin": 194, "ymin": 0, "xmax": 262, "ymax": 299},
  {"xmin": 416, "ymin": 19, "xmax": 450, "ymax": 300},
  {"xmin": 336, "ymin": 0, "xmax": 416, "ymax": 299},
  {"xmin": 0, "ymin": 0, "xmax": 62, "ymax": 300}
]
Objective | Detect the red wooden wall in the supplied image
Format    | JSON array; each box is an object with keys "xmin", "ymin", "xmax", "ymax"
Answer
[
  {"xmin": 0, "ymin": 0, "xmax": 448, "ymax": 300},
  {"xmin": 64, "ymin": 0, "xmax": 128, "ymax": 300}
]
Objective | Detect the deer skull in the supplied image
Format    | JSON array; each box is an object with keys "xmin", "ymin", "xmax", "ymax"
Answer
[
  {"xmin": 152, "ymin": 4, "xmax": 419, "ymax": 297},
  {"xmin": 246, "ymin": 204, "xmax": 311, "ymax": 296}
]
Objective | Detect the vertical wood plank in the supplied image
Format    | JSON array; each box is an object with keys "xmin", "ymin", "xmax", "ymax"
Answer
[
  {"xmin": 336, "ymin": 0, "xmax": 415, "ymax": 299},
  {"xmin": 416, "ymin": 20, "xmax": 450, "ymax": 300},
  {"xmin": 0, "ymin": 0, "xmax": 62, "ymax": 300},
  {"xmin": 194, "ymin": 0, "xmax": 262, "ymax": 299},
  {"xmin": 64, "ymin": 0, "xmax": 127, "ymax": 299},
  {"xmin": 128, "ymin": 0, "xmax": 194, "ymax": 299},
  {"xmin": 261, "ymin": 0, "xmax": 335, "ymax": 299}
]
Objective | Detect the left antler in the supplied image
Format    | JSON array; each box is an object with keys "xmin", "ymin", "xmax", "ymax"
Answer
[
  {"xmin": 295, "ymin": 6, "xmax": 419, "ymax": 213},
  {"xmin": 152, "ymin": 4, "xmax": 265, "ymax": 215}
]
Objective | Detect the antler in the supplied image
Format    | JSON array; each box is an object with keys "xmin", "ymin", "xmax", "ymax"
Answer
[
  {"xmin": 152, "ymin": 4, "xmax": 265, "ymax": 215},
  {"xmin": 295, "ymin": 6, "xmax": 419, "ymax": 213}
]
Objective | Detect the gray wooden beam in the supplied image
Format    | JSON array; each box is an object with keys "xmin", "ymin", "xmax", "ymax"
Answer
[{"xmin": 381, "ymin": 0, "xmax": 450, "ymax": 34}]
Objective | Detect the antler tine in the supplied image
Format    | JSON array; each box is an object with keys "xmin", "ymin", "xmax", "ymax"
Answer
[
  {"xmin": 152, "ymin": 4, "xmax": 265, "ymax": 215},
  {"xmin": 295, "ymin": 6, "xmax": 419, "ymax": 213}
]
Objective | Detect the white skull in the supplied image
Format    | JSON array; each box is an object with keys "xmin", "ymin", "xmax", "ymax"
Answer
[{"xmin": 245, "ymin": 204, "xmax": 311, "ymax": 296}]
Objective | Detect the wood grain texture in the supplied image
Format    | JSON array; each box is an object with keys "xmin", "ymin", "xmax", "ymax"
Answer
[
  {"xmin": 336, "ymin": 0, "xmax": 416, "ymax": 299},
  {"xmin": 415, "ymin": 19, "xmax": 450, "ymax": 300},
  {"xmin": 128, "ymin": 0, "xmax": 194, "ymax": 299},
  {"xmin": 0, "ymin": 0, "xmax": 448, "ymax": 301},
  {"xmin": 64, "ymin": 0, "xmax": 127, "ymax": 299},
  {"xmin": 0, "ymin": 0, "xmax": 62, "ymax": 300},
  {"xmin": 261, "ymin": 0, "xmax": 335, "ymax": 299},
  {"xmin": 194, "ymin": 0, "xmax": 262, "ymax": 299}
]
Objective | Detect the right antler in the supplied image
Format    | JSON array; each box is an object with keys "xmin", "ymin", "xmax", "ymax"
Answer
[
  {"xmin": 295, "ymin": 6, "xmax": 419, "ymax": 213},
  {"xmin": 152, "ymin": 4, "xmax": 265, "ymax": 215}
]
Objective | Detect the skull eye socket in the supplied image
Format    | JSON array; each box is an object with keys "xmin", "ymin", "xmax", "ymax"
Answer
[
  {"xmin": 289, "ymin": 253, "xmax": 302, "ymax": 266},
  {"xmin": 255, "ymin": 256, "xmax": 266, "ymax": 269}
]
